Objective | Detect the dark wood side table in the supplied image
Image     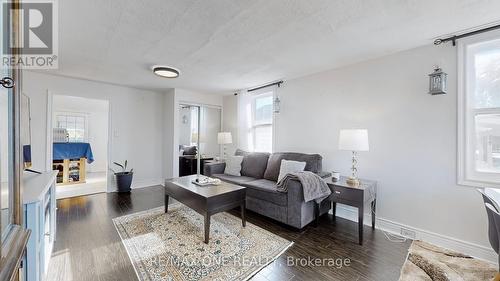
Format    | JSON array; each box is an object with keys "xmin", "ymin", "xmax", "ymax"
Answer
[{"xmin": 324, "ymin": 176, "xmax": 377, "ymax": 245}]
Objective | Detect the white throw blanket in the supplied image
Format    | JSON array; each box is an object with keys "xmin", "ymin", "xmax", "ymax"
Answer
[{"xmin": 276, "ymin": 171, "xmax": 331, "ymax": 203}]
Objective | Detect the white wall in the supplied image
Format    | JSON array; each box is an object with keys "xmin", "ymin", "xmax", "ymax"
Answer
[
  {"xmin": 23, "ymin": 73, "xmax": 224, "ymax": 188},
  {"xmin": 24, "ymin": 71, "xmax": 166, "ymax": 190},
  {"xmin": 163, "ymin": 89, "xmax": 176, "ymax": 179},
  {"xmin": 176, "ymin": 88, "xmax": 223, "ymax": 107},
  {"xmin": 52, "ymin": 95, "xmax": 109, "ymax": 173},
  {"xmin": 224, "ymin": 44, "xmax": 493, "ymax": 261},
  {"xmin": 222, "ymin": 94, "xmax": 238, "ymax": 156},
  {"xmin": 87, "ymin": 110, "xmax": 109, "ymax": 172},
  {"xmin": 200, "ymin": 106, "xmax": 221, "ymax": 158}
]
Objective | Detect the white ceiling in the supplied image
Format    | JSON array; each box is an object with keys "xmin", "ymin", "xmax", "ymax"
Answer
[{"xmin": 45, "ymin": 0, "xmax": 500, "ymax": 93}]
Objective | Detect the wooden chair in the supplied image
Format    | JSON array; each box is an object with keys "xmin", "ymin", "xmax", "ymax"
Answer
[
  {"xmin": 484, "ymin": 201, "xmax": 500, "ymax": 281},
  {"xmin": 478, "ymin": 188, "xmax": 500, "ymax": 211},
  {"xmin": 479, "ymin": 189, "xmax": 500, "ymax": 253}
]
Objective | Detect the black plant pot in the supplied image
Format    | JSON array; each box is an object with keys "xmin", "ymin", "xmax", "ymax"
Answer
[{"xmin": 115, "ymin": 172, "xmax": 133, "ymax": 192}]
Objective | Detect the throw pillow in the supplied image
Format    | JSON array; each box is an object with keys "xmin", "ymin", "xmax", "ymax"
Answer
[
  {"xmin": 235, "ymin": 149, "xmax": 270, "ymax": 178},
  {"xmin": 224, "ymin": 156, "xmax": 244, "ymax": 176},
  {"xmin": 277, "ymin": 159, "xmax": 306, "ymax": 183}
]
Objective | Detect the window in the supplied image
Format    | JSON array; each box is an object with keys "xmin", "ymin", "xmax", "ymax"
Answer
[
  {"xmin": 238, "ymin": 87, "xmax": 276, "ymax": 153},
  {"xmin": 459, "ymin": 32, "xmax": 500, "ymax": 187},
  {"xmin": 252, "ymin": 93, "xmax": 273, "ymax": 152},
  {"xmin": 55, "ymin": 114, "xmax": 88, "ymax": 142}
]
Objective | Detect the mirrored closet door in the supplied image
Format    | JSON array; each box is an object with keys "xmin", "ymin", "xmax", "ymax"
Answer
[{"xmin": 178, "ymin": 104, "xmax": 221, "ymax": 176}]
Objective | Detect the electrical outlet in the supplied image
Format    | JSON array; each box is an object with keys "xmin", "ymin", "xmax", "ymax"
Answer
[{"xmin": 400, "ymin": 228, "xmax": 416, "ymax": 239}]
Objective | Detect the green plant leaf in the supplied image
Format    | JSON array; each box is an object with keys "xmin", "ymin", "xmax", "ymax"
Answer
[{"xmin": 113, "ymin": 162, "xmax": 125, "ymax": 172}]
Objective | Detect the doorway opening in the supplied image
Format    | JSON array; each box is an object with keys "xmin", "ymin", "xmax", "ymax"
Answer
[{"xmin": 51, "ymin": 95, "xmax": 110, "ymax": 199}]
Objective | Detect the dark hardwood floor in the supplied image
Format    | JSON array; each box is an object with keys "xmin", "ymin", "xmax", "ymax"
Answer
[{"xmin": 46, "ymin": 186, "xmax": 410, "ymax": 281}]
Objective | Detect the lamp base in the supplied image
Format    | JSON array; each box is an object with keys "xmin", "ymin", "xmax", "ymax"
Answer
[{"xmin": 346, "ymin": 177, "xmax": 360, "ymax": 186}]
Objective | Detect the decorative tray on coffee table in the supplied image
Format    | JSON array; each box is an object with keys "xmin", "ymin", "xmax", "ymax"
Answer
[{"xmin": 191, "ymin": 176, "xmax": 222, "ymax": 186}]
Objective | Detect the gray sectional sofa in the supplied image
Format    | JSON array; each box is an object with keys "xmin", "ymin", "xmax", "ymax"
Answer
[{"xmin": 204, "ymin": 149, "xmax": 331, "ymax": 229}]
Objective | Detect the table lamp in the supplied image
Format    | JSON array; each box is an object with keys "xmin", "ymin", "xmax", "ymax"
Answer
[
  {"xmin": 338, "ymin": 129, "xmax": 369, "ymax": 185},
  {"xmin": 217, "ymin": 132, "xmax": 232, "ymax": 160}
]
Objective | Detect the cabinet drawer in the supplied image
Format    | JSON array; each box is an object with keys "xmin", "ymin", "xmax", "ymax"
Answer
[{"xmin": 330, "ymin": 185, "xmax": 362, "ymax": 203}]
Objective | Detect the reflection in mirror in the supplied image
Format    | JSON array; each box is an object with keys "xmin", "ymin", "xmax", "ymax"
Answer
[
  {"xmin": 200, "ymin": 106, "xmax": 222, "ymax": 158},
  {"xmin": 178, "ymin": 104, "xmax": 221, "ymax": 176},
  {"xmin": 179, "ymin": 104, "xmax": 200, "ymax": 154}
]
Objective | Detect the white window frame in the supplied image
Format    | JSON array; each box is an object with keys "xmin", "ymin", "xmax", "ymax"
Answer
[
  {"xmin": 54, "ymin": 112, "xmax": 89, "ymax": 143},
  {"xmin": 458, "ymin": 30, "xmax": 500, "ymax": 188},
  {"xmin": 250, "ymin": 89, "xmax": 274, "ymax": 153}
]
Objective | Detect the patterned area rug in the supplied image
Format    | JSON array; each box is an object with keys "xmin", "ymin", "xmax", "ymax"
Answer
[
  {"xmin": 399, "ymin": 240, "xmax": 497, "ymax": 281},
  {"xmin": 113, "ymin": 204, "xmax": 293, "ymax": 281}
]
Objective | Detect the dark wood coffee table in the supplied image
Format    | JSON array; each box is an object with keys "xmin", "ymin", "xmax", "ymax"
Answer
[{"xmin": 164, "ymin": 175, "xmax": 246, "ymax": 243}]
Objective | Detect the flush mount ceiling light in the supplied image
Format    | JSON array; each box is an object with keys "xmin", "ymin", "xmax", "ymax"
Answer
[{"xmin": 152, "ymin": 66, "xmax": 180, "ymax": 78}]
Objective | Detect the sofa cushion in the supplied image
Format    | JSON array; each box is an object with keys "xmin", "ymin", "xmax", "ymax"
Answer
[
  {"xmin": 235, "ymin": 149, "xmax": 270, "ymax": 179},
  {"xmin": 224, "ymin": 155, "xmax": 243, "ymax": 176},
  {"xmin": 264, "ymin": 152, "xmax": 323, "ymax": 181},
  {"xmin": 212, "ymin": 174, "xmax": 256, "ymax": 186},
  {"xmin": 243, "ymin": 179, "xmax": 287, "ymax": 206}
]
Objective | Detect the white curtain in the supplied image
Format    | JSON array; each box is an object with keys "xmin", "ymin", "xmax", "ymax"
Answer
[{"xmin": 237, "ymin": 89, "xmax": 253, "ymax": 151}]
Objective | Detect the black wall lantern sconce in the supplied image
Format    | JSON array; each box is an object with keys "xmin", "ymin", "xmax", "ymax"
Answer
[{"xmin": 428, "ymin": 66, "xmax": 447, "ymax": 95}]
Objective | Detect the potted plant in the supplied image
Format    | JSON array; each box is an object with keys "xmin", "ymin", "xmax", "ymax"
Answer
[{"xmin": 112, "ymin": 160, "xmax": 133, "ymax": 192}]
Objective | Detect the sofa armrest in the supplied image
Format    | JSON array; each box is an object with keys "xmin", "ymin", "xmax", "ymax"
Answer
[
  {"xmin": 317, "ymin": 171, "xmax": 332, "ymax": 179},
  {"xmin": 204, "ymin": 162, "xmax": 226, "ymax": 176},
  {"xmin": 285, "ymin": 178, "xmax": 331, "ymax": 229}
]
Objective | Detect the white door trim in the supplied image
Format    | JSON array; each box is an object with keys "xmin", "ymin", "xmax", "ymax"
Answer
[{"xmin": 45, "ymin": 91, "xmax": 113, "ymax": 192}]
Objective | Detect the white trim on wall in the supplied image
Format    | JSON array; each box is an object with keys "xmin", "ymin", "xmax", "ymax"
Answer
[
  {"xmin": 333, "ymin": 205, "xmax": 497, "ymax": 264},
  {"xmin": 46, "ymin": 91, "xmax": 114, "ymax": 192},
  {"xmin": 108, "ymin": 178, "xmax": 164, "ymax": 192}
]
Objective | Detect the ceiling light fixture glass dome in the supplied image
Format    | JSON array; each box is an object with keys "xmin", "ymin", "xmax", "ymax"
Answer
[{"xmin": 152, "ymin": 66, "xmax": 180, "ymax": 78}]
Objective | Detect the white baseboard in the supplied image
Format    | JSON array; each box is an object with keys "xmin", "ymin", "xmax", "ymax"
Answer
[
  {"xmin": 108, "ymin": 178, "xmax": 164, "ymax": 192},
  {"xmin": 56, "ymin": 180, "xmax": 106, "ymax": 199},
  {"xmin": 132, "ymin": 178, "xmax": 164, "ymax": 189},
  {"xmin": 333, "ymin": 205, "xmax": 497, "ymax": 265}
]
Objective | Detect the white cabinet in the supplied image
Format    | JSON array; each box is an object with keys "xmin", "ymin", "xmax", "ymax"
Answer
[{"xmin": 23, "ymin": 171, "xmax": 57, "ymax": 281}]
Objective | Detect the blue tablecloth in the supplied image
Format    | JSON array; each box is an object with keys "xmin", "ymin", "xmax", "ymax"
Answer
[{"xmin": 53, "ymin": 142, "xmax": 94, "ymax": 164}]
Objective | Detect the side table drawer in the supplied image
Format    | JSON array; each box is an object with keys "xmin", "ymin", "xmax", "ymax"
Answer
[{"xmin": 330, "ymin": 185, "xmax": 362, "ymax": 202}]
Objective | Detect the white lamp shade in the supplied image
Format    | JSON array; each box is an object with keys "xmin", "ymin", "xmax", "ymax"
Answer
[
  {"xmin": 217, "ymin": 132, "xmax": 233, "ymax": 144},
  {"xmin": 338, "ymin": 129, "xmax": 369, "ymax": 151}
]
